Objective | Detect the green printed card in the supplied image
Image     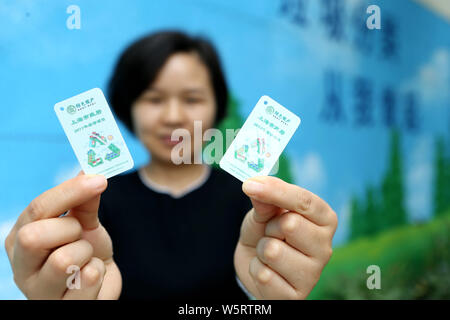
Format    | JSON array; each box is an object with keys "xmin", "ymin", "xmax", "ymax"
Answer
[
  {"xmin": 220, "ymin": 95, "xmax": 300, "ymax": 182},
  {"xmin": 54, "ymin": 88, "xmax": 134, "ymax": 179}
]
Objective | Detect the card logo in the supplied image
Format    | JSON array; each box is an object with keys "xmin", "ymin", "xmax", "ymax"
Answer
[
  {"xmin": 66, "ymin": 97, "xmax": 96, "ymax": 114},
  {"xmin": 265, "ymin": 105, "xmax": 274, "ymax": 115},
  {"xmin": 66, "ymin": 105, "xmax": 77, "ymax": 115}
]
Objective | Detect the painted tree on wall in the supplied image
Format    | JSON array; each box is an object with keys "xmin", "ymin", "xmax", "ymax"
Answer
[
  {"xmin": 349, "ymin": 130, "xmax": 407, "ymax": 241},
  {"xmin": 365, "ymin": 186, "xmax": 383, "ymax": 236},
  {"xmin": 433, "ymin": 136, "xmax": 450, "ymax": 217},
  {"xmin": 349, "ymin": 197, "xmax": 363, "ymax": 240},
  {"xmin": 350, "ymin": 186, "xmax": 382, "ymax": 241},
  {"xmin": 380, "ymin": 130, "xmax": 407, "ymax": 229}
]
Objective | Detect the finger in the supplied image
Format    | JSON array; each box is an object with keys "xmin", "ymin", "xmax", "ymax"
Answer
[
  {"xmin": 242, "ymin": 176, "xmax": 333, "ymax": 226},
  {"xmin": 256, "ymin": 237, "xmax": 321, "ymax": 296},
  {"xmin": 265, "ymin": 212, "xmax": 332, "ymax": 261},
  {"xmin": 249, "ymin": 257, "xmax": 298, "ymax": 299},
  {"xmin": 79, "ymin": 224, "xmax": 114, "ymax": 262},
  {"xmin": 239, "ymin": 205, "xmax": 285, "ymax": 248},
  {"xmin": 4, "ymin": 167, "xmax": 80, "ymax": 261},
  {"xmin": 97, "ymin": 260, "xmax": 122, "ymax": 300},
  {"xmin": 242, "ymin": 180, "xmax": 282, "ymax": 224},
  {"xmin": 64, "ymin": 170, "xmax": 104, "ymax": 231},
  {"xmin": 31, "ymin": 239, "xmax": 94, "ymax": 299},
  {"xmin": 12, "ymin": 174, "xmax": 107, "ymax": 233},
  {"xmin": 66, "ymin": 193, "xmax": 102, "ymax": 231},
  {"xmin": 239, "ymin": 177, "xmax": 288, "ymax": 248},
  {"xmin": 59, "ymin": 170, "xmax": 84, "ymax": 218},
  {"xmin": 63, "ymin": 257, "xmax": 106, "ymax": 300},
  {"xmin": 11, "ymin": 216, "xmax": 83, "ymax": 281}
]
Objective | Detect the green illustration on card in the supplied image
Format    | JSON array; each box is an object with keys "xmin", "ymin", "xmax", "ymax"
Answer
[
  {"xmin": 86, "ymin": 131, "xmax": 121, "ymax": 167},
  {"xmin": 234, "ymin": 137, "xmax": 267, "ymax": 173}
]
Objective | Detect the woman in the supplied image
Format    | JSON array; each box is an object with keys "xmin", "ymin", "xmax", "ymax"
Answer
[{"xmin": 5, "ymin": 31, "xmax": 338, "ymax": 300}]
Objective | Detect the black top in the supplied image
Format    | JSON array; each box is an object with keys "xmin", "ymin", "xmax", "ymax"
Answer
[{"xmin": 98, "ymin": 166, "xmax": 253, "ymax": 300}]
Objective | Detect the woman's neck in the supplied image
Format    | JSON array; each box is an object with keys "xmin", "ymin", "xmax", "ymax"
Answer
[{"xmin": 142, "ymin": 158, "xmax": 208, "ymax": 194}]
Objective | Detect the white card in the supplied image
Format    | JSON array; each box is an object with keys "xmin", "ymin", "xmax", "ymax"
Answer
[
  {"xmin": 54, "ymin": 88, "xmax": 134, "ymax": 179},
  {"xmin": 220, "ymin": 95, "xmax": 301, "ymax": 182}
]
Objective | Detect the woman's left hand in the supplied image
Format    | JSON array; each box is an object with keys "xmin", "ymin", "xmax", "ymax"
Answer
[{"xmin": 234, "ymin": 176, "xmax": 338, "ymax": 299}]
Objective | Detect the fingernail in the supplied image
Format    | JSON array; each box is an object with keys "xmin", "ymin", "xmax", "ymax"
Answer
[
  {"xmin": 243, "ymin": 179, "xmax": 264, "ymax": 194},
  {"xmin": 85, "ymin": 174, "xmax": 106, "ymax": 188}
]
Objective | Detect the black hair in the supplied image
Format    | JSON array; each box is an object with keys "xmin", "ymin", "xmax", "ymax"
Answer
[{"xmin": 107, "ymin": 30, "xmax": 228, "ymax": 134}]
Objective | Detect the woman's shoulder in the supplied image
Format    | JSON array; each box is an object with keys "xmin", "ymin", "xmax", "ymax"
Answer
[
  {"xmin": 206, "ymin": 166, "xmax": 253, "ymax": 217},
  {"xmin": 102, "ymin": 170, "xmax": 140, "ymax": 197},
  {"xmin": 205, "ymin": 166, "xmax": 250, "ymax": 205},
  {"xmin": 98, "ymin": 170, "xmax": 142, "ymax": 220},
  {"xmin": 207, "ymin": 165, "xmax": 243, "ymax": 189}
]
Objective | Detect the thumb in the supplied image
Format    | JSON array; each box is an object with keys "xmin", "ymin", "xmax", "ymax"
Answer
[
  {"xmin": 69, "ymin": 174, "xmax": 107, "ymax": 230},
  {"xmin": 242, "ymin": 176, "xmax": 284, "ymax": 223},
  {"xmin": 240, "ymin": 177, "xmax": 285, "ymax": 247}
]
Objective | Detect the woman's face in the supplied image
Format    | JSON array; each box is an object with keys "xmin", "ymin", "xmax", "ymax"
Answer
[{"xmin": 131, "ymin": 52, "xmax": 217, "ymax": 164}]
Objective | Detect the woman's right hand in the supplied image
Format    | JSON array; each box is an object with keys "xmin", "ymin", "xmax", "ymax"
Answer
[{"xmin": 4, "ymin": 172, "xmax": 122, "ymax": 299}]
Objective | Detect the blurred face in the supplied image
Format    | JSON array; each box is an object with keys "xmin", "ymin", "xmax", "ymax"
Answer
[{"xmin": 131, "ymin": 52, "xmax": 217, "ymax": 164}]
